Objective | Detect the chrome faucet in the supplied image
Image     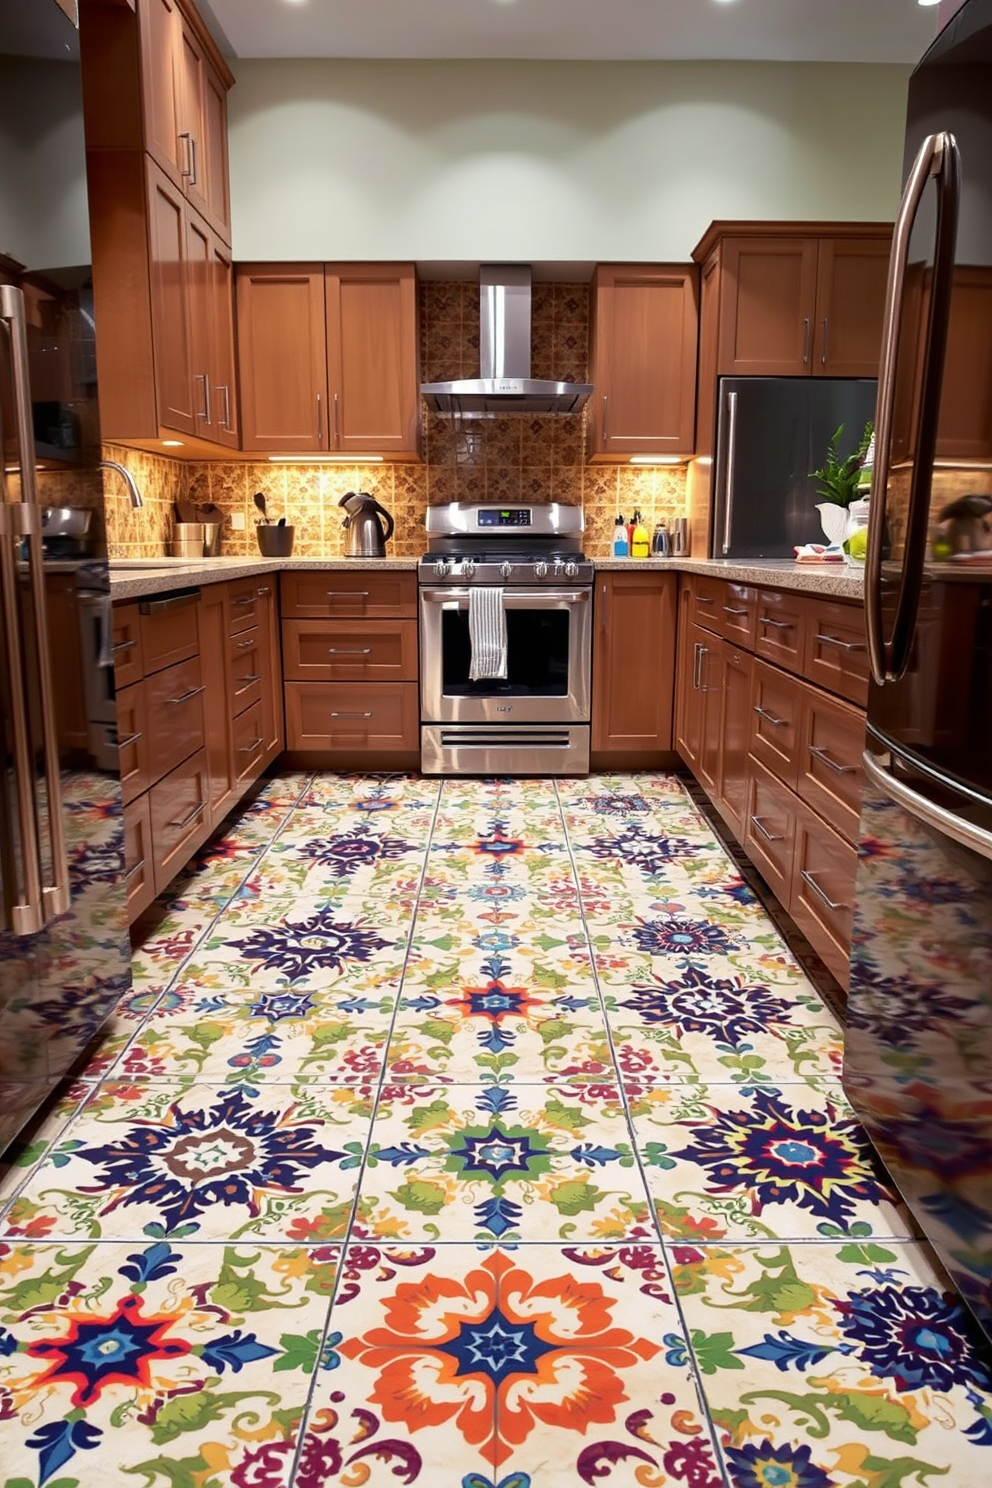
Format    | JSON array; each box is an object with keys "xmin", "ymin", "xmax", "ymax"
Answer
[{"xmin": 98, "ymin": 460, "xmax": 143, "ymax": 508}]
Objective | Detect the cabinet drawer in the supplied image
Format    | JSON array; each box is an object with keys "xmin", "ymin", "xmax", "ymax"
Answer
[
  {"xmin": 228, "ymin": 627, "xmax": 263, "ymax": 715},
  {"xmin": 690, "ymin": 575, "xmax": 726, "ymax": 634},
  {"xmin": 282, "ymin": 618, "xmax": 418, "ymax": 682},
  {"xmin": 744, "ymin": 755, "xmax": 796, "ymax": 907},
  {"xmin": 720, "ymin": 582, "xmax": 757, "ymax": 647},
  {"xmin": 284, "ymin": 681, "xmax": 418, "ymax": 751},
  {"xmin": 123, "ymin": 793, "xmax": 155, "ymax": 921},
  {"xmin": 228, "ymin": 579, "xmax": 261, "ymax": 634},
  {"xmin": 797, "ymin": 688, "xmax": 865, "ymax": 843},
  {"xmin": 149, "ymin": 748, "xmax": 210, "ymax": 895},
  {"xmin": 144, "ymin": 654, "xmax": 206, "ymax": 783},
  {"xmin": 232, "ymin": 700, "xmax": 266, "ymax": 784},
  {"xmin": 280, "ymin": 570, "xmax": 417, "ymax": 618},
  {"xmin": 755, "ymin": 588, "xmax": 806, "ymax": 673},
  {"xmin": 790, "ymin": 803, "xmax": 857, "ymax": 989},
  {"xmin": 138, "ymin": 589, "xmax": 200, "ymax": 673},
  {"xmin": 112, "ymin": 603, "xmax": 144, "ymax": 688},
  {"xmin": 749, "ymin": 659, "xmax": 803, "ymax": 789},
  {"xmin": 804, "ymin": 599, "xmax": 869, "ymax": 706},
  {"xmin": 116, "ymin": 681, "xmax": 151, "ymax": 806}
]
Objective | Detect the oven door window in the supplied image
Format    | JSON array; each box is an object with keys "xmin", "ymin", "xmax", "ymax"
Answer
[{"xmin": 441, "ymin": 608, "xmax": 570, "ymax": 696}]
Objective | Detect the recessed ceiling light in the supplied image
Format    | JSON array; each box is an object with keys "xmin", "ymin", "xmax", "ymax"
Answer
[
  {"xmin": 918, "ymin": 1, "xmax": 940, "ymax": 7},
  {"xmin": 162, "ymin": 439, "xmax": 184, "ymax": 446}
]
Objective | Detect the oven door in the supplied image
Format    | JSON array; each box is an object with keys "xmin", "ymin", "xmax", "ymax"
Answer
[{"xmin": 420, "ymin": 585, "xmax": 592, "ymax": 724}]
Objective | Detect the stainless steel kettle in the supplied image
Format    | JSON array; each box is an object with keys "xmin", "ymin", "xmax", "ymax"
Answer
[{"xmin": 339, "ymin": 491, "xmax": 395, "ymax": 558}]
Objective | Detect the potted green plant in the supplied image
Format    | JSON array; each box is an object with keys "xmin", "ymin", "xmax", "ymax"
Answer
[{"xmin": 809, "ymin": 420, "xmax": 874, "ymax": 546}]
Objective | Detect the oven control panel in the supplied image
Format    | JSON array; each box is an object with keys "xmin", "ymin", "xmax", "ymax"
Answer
[{"xmin": 477, "ymin": 508, "xmax": 532, "ymax": 528}]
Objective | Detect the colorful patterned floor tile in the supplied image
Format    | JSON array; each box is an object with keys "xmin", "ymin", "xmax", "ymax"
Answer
[
  {"xmin": 354, "ymin": 1083, "xmax": 653, "ymax": 1243},
  {"xmin": 2, "ymin": 1080, "xmax": 374, "ymax": 1243},
  {"xmin": 385, "ymin": 1002, "xmax": 612, "ymax": 1085},
  {"xmin": 673, "ymin": 1239, "xmax": 992, "ymax": 1488},
  {"xmin": 0, "ymin": 1081, "xmax": 91, "ymax": 1227},
  {"xmin": 631, "ymin": 1081, "xmax": 912, "ymax": 1243},
  {"xmin": 0, "ymin": 1238, "xmax": 340, "ymax": 1488}
]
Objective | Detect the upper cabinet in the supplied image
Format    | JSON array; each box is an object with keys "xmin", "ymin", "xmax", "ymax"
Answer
[
  {"xmin": 587, "ymin": 265, "xmax": 698, "ymax": 461},
  {"xmin": 237, "ymin": 264, "xmax": 421, "ymax": 458}
]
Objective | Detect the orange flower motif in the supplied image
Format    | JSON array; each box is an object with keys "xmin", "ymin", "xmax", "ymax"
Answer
[{"xmin": 340, "ymin": 1252, "xmax": 659, "ymax": 1466}]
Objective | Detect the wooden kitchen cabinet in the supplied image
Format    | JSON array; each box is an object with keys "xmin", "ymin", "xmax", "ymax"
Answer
[
  {"xmin": 254, "ymin": 580, "xmax": 285, "ymax": 766},
  {"xmin": 720, "ymin": 644, "xmax": 753, "ymax": 841},
  {"xmin": 791, "ymin": 804, "xmax": 858, "ymax": 987},
  {"xmin": 199, "ymin": 582, "xmax": 238, "ymax": 828},
  {"xmin": 674, "ymin": 582, "xmax": 702, "ymax": 773},
  {"xmin": 123, "ymin": 795, "xmax": 156, "ymax": 921},
  {"xmin": 587, "ymin": 265, "xmax": 698, "ymax": 460},
  {"xmin": 237, "ymin": 263, "xmax": 421, "ymax": 456},
  {"xmin": 281, "ymin": 570, "xmax": 418, "ymax": 619},
  {"xmin": 591, "ymin": 571, "xmax": 677, "ymax": 760},
  {"xmin": 282, "ymin": 618, "xmax": 418, "ymax": 682}
]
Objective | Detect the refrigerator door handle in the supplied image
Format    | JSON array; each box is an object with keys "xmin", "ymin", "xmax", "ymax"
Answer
[
  {"xmin": 866, "ymin": 130, "xmax": 961, "ymax": 685},
  {"xmin": 863, "ymin": 750, "xmax": 992, "ymax": 865},
  {"xmin": 0, "ymin": 284, "xmax": 71, "ymax": 930},
  {"xmin": 719, "ymin": 389, "xmax": 739, "ymax": 556}
]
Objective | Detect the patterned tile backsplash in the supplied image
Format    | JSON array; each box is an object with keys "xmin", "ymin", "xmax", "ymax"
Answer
[{"xmin": 102, "ymin": 281, "xmax": 689, "ymax": 559}]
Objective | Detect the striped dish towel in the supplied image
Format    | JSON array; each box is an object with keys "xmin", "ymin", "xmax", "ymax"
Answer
[{"xmin": 468, "ymin": 586, "xmax": 508, "ymax": 680}]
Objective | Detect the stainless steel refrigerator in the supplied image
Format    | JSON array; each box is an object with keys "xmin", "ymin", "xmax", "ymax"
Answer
[
  {"xmin": 711, "ymin": 376, "xmax": 878, "ymax": 558},
  {"xmin": 843, "ymin": 0, "xmax": 992, "ymax": 1343},
  {"xmin": 0, "ymin": 0, "xmax": 131, "ymax": 1154}
]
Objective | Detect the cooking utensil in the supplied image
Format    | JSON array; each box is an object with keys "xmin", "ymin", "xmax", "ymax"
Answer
[
  {"xmin": 338, "ymin": 491, "xmax": 394, "ymax": 558},
  {"xmin": 253, "ymin": 491, "xmax": 269, "ymax": 523},
  {"xmin": 277, "ymin": 517, "xmax": 286, "ymax": 527},
  {"xmin": 174, "ymin": 499, "xmax": 199, "ymax": 523}
]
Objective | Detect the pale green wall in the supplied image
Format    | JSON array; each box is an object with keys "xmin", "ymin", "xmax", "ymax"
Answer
[
  {"xmin": 228, "ymin": 59, "xmax": 912, "ymax": 262},
  {"xmin": 0, "ymin": 58, "xmax": 89, "ymax": 270}
]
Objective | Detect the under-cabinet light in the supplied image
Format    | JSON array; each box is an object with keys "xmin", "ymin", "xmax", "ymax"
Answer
[
  {"xmin": 266, "ymin": 454, "xmax": 385, "ymax": 464},
  {"xmin": 628, "ymin": 455, "xmax": 686, "ymax": 466},
  {"xmin": 162, "ymin": 440, "xmax": 184, "ymax": 447}
]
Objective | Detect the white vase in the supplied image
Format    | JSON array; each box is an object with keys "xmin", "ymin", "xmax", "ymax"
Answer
[{"xmin": 815, "ymin": 502, "xmax": 848, "ymax": 547}]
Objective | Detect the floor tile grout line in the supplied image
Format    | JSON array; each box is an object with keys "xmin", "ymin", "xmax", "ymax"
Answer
[
  {"xmin": 286, "ymin": 773, "xmax": 447, "ymax": 1488},
  {"xmin": 553, "ymin": 774, "xmax": 734, "ymax": 1487}
]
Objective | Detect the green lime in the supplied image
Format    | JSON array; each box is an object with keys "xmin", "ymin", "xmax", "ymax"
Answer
[
  {"xmin": 932, "ymin": 538, "xmax": 953, "ymax": 560},
  {"xmin": 847, "ymin": 528, "xmax": 869, "ymax": 560}
]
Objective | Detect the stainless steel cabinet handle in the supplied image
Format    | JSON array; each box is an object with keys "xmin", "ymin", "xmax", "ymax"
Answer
[
  {"xmin": 123, "ymin": 857, "xmax": 146, "ymax": 885},
  {"xmin": 139, "ymin": 589, "xmax": 198, "ymax": 614},
  {"xmin": 723, "ymin": 605, "xmax": 748, "ymax": 616},
  {"xmin": 238, "ymin": 737, "xmax": 264, "ymax": 754},
  {"xmin": 759, "ymin": 616, "xmax": 792, "ymax": 630},
  {"xmin": 802, "ymin": 316, "xmax": 811, "ymax": 365},
  {"xmin": 116, "ymin": 730, "xmax": 144, "ymax": 751},
  {"xmin": 178, "ymin": 130, "xmax": 193, "ymax": 179},
  {"xmin": 808, "ymin": 743, "xmax": 855, "ymax": 774},
  {"xmin": 112, "ymin": 637, "xmax": 137, "ymax": 653},
  {"xmin": 864, "ymin": 749, "xmax": 992, "ymax": 863},
  {"xmin": 753, "ymin": 705, "xmax": 787, "ymax": 727},
  {"xmin": 331, "ymin": 710, "xmax": 373, "ymax": 719},
  {"xmin": 217, "ymin": 383, "xmax": 232, "ymax": 430},
  {"xmin": 814, "ymin": 632, "xmax": 865, "ymax": 653},
  {"xmin": 257, "ymin": 586, "xmax": 271, "ymax": 596},
  {"xmin": 820, "ymin": 317, "xmax": 829, "ymax": 366},
  {"xmin": 600, "ymin": 581, "xmax": 608, "ymax": 632},
  {"xmin": 233, "ymin": 675, "xmax": 261, "ymax": 694},
  {"xmin": 327, "ymin": 590, "xmax": 369, "ymax": 598},
  {"xmin": 692, "ymin": 642, "xmax": 701, "ymax": 690},
  {"xmin": 333, "ymin": 391, "xmax": 340, "ymax": 446},
  {"xmin": 696, "ymin": 594, "xmax": 715, "ymax": 605},
  {"xmin": 602, "ymin": 394, "xmax": 609, "ymax": 443},
  {"xmin": 801, "ymin": 869, "xmax": 847, "ymax": 913},
  {"xmin": 169, "ymin": 801, "xmax": 206, "ymax": 831},
  {"xmin": 232, "ymin": 595, "xmax": 256, "ymax": 608},
  {"xmin": 188, "ymin": 133, "xmax": 197, "ymax": 187},
  {"xmin": 721, "ymin": 388, "xmax": 739, "ymax": 555},
  {"xmin": 328, "ymin": 647, "xmax": 372, "ymax": 655},
  {"xmin": 167, "ymin": 685, "xmax": 206, "ymax": 705},
  {"xmin": 316, "ymin": 392, "xmax": 323, "ymax": 442},
  {"xmin": 235, "ymin": 638, "xmax": 255, "ymax": 650},
  {"xmin": 195, "ymin": 371, "xmax": 211, "ymax": 424},
  {"xmin": 750, "ymin": 814, "xmax": 783, "ymax": 843}
]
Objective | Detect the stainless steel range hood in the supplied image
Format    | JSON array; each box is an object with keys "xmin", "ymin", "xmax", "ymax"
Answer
[{"xmin": 421, "ymin": 266, "xmax": 592, "ymax": 417}]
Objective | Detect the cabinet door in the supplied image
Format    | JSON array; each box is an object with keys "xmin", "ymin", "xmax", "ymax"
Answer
[
  {"xmin": 116, "ymin": 682, "xmax": 151, "ymax": 806},
  {"xmin": 175, "ymin": 12, "xmax": 208, "ymax": 223},
  {"xmin": 146, "ymin": 160, "xmax": 195, "ymax": 434},
  {"xmin": 935, "ymin": 267, "xmax": 992, "ymax": 460},
  {"xmin": 325, "ymin": 264, "xmax": 420, "ymax": 456},
  {"xmin": 695, "ymin": 632, "xmax": 723, "ymax": 799},
  {"xmin": 112, "ymin": 604, "xmax": 144, "ymax": 688},
  {"xmin": 199, "ymin": 583, "xmax": 236, "ymax": 828},
  {"xmin": 208, "ymin": 234, "xmax": 239, "ymax": 446},
  {"xmin": 255, "ymin": 581, "xmax": 285, "ymax": 765},
  {"xmin": 749, "ymin": 659, "xmax": 803, "ymax": 790},
  {"xmin": 591, "ymin": 572, "xmax": 676, "ymax": 754},
  {"xmin": 717, "ymin": 237, "xmax": 819, "ymax": 376},
  {"xmin": 719, "ymin": 646, "xmax": 752, "ymax": 841},
  {"xmin": 185, "ymin": 209, "xmax": 214, "ymax": 438},
  {"xmin": 754, "ymin": 588, "xmax": 807, "ymax": 675},
  {"xmin": 812, "ymin": 238, "xmax": 890, "ymax": 376},
  {"xmin": 281, "ymin": 570, "xmax": 417, "ymax": 619},
  {"xmin": 137, "ymin": 0, "xmax": 183, "ymax": 189},
  {"xmin": 284, "ymin": 682, "xmax": 419, "ymax": 752},
  {"xmin": 797, "ymin": 688, "xmax": 865, "ymax": 844},
  {"xmin": 282, "ymin": 618, "xmax": 418, "ymax": 682},
  {"xmin": 199, "ymin": 58, "xmax": 231, "ymax": 242},
  {"xmin": 744, "ymin": 756, "xmax": 796, "ymax": 908},
  {"xmin": 674, "ymin": 583, "xmax": 702, "ymax": 771},
  {"xmin": 124, "ymin": 794, "xmax": 156, "ymax": 922},
  {"xmin": 803, "ymin": 598, "xmax": 869, "ymax": 706},
  {"xmin": 588, "ymin": 265, "xmax": 698, "ymax": 458},
  {"xmin": 236, "ymin": 266, "xmax": 328, "ymax": 452},
  {"xmin": 790, "ymin": 803, "xmax": 857, "ymax": 989}
]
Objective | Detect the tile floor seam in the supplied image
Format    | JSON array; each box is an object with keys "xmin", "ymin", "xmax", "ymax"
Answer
[{"xmin": 552, "ymin": 777, "xmax": 734, "ymax": 1488}]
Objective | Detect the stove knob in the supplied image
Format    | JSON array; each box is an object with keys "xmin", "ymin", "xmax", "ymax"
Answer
[
  {"xmin": 500, "ymin": 562, "xmax": 513, "ymax": 580},
  {"xmin": 463, "ymin": 559, "xmax": 477, "ymax": 578},
  {"xmin": 534, "ymin": 561, "xmax": 549, "ymax": 579},
  {"xmin": 564, "ymin": 560, "xmax": 579, "ymax": 579},
  {"xmin": 433, "ymin": 559, "xmax": 451, "ymax": 578}
]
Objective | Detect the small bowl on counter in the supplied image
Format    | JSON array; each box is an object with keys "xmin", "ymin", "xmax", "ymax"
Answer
[{"xmin": 256, "ymin": 524, "xmax": 295, "ymax": 557}]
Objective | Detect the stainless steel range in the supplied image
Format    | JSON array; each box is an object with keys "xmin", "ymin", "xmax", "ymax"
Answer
[{"xmin": 419, "ymin": 502, "xmax": 593, "ymax": 775}]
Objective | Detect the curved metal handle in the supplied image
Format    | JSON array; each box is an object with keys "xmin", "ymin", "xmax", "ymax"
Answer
[
  {"xmin": 751, "ymin": 814, "xmax": 783, "ymax": 843},
  {"xmin": 328, "ymin": 647, "xmax": 372, "ymax": 655},
  {"xmin": 238, "ymin": 737, "xmax": 264, "ymax": 754},
  {"xmin": 815, "ymin": 632, "xmax": 865, "ymax": 653},
  {"xmin": 802, "ymin": 316, "xmax": 811, "ymax": 366},
  {"xmin": 233, "ymin": 674, "xmax": 261, "ymax": 695},
  {"xmin": 316, "ymin": 392, "xmax": 323, "ymax": 442},
  {"xmin": 600, "ymin": 581, "xmax": 608, "ymax": 633},
  {"xmin": 753, "ymin": 705, "xmax": 787, "ymax": 727},
  {"xmin": 178, "ymin": 130, "xmax": 193, "ymax": 179},
  {"xmin": 169, "ymin": 801, "xmax": 206, "ymax": 831},
  {"xmin": 167, "ymin": 685, "xmax": 206, "ymax": 705},
  {"xmin": 195, "ymin": 371, "xmax": 211, "ymax": 424},
  {"xmin": 801, "ymin": 869, "xmax": 847, "ymax": 913},
  {"xmin": 602, "ymin": 394, "xmax": 609, "ymax": 444},
  {"xmin": 331, "ymin": 710, "xmax": 373, "ymax": 719},
  {"xmin": 863, "ymin": 749, "xmax": 992, "ymax": 863},
  {"xmin": 333, "ymin": 392, "xmax": 340, "ymax": 446},
  {"xmin": 808, "ymin": 743, "xmax": 855, "ymax": 775},
  {"xmin": 116, "ymin": 730, "xmax": 144, "ymax": 751},
  {"xmin": 759, "ymin": 616, "xmax": 792, "ymax": 631},
  {"xmin": 217, "ymin": 383, "xmax": 232, "ymax": 430},
  {"xmin": 866, "ymin": 130, "xmax": 961, "ymax": 685},
  {"xmin": 820, "ymin": 317, "xmax": 829, "ymax": 366},
  {"xmin": 372, "ymin": 499, "xmax": 395, "ymax": 543}
]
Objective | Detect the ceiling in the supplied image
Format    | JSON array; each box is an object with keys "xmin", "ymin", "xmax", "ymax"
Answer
[{"xmin": 203, "ymin": 0, "xmax": 939, "ymax": 65}]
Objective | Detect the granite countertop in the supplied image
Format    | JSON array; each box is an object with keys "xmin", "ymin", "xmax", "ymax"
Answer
[{"xmin": 108, "ymin": 553, "xmax": 864, "ymax": 602}]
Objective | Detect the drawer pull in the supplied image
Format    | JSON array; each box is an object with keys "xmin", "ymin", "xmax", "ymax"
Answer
[
  {"xmin": 123, "ymin": 857, "xmax": 146, "ymax": 884},
  {"xmin": 753, "ymin": 705, "xmax": 787, "ymax": 728},
  {"xmin": 235, "ymin": 638, "xmax": 256, "ymax": 650},
  {"xmin": 238, "ymin": 737, "xmax": 264, "ymax": 755},
  {"xmin": 116, "ymin": 730, "xmax": 144, "ymax": 751},
  {"xmin": 750, "ymin": 814, "xmax": 784, "ymax": 843},
  {"xmin": 168, "ymin": 801, "xmax": 205, "ymax": 831},
  {"xmin": 808, "ymin": 743, "xmax": 856, "ymax": 774},
  {"xmin": 696, "ymin": 594, "xmax": 715, "ymax": 605},
  {"xmin": 257, "ymin": 586, "xmax": 271, "ymax": 596},
  {"xmin": 112, "ymin": 637, "xmax": 137, "ymax": 653},
  {"xmin": 815, "ymin": 632, "xmax": 866, "ymax": 653},
  {"xmin": 232, "ymin": 595, "xmax": 256, "ymax": 608},
  {"xmin": 233, "ymin": 674, "xmax": 261, "ymax": 695},
  {"xmin": 723, "ymin": 605, "xmax": 749, "ymax": 616},
  {"xmin": 330, "ymin": 710, "xmax": 373, "ymax": 719},
  {"xmin": 801, "ymin": 869, "xmax": 848, "ymax": 913},
  {"xmin": 328, "ymin": 647, "xmax": 372, "ymax": 655},
  {"xmin": 759, "ymin": 616, "xmax": 792, "ymax": 631},
  {"xmin": 327, "ymin": 589, "xmax": 369, "ymax": 598},
  {"xmin": 167, "ymin": 685, "xmax": 206, "ymax": 706}
]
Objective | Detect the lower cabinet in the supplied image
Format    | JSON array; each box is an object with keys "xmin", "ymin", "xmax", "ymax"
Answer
[
  {"xmin": 118, "ymin": 578, "xmax": 284, "ymax": 923},
  {"xmin": 676, "ymin": 574, "xmax": 866, "ymax": 989},
  {"xmin": 592, "ymin": 571, "xmax": 677, "ymax": 761}
]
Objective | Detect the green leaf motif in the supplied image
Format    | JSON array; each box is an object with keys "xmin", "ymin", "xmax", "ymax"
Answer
[
  {"xmin": 273, "ymin": 1329, "xmax": 321, "ymax": 1374},
  {"xmin": 125, "ymin": 1453, "xmax": 210, "ymax": 1487},
  {"xmin": 740, "ymin": 1386, "xmax": 918, "ymax": 1446},
  {"xmin": 392, "ymin": 1180, "xmax": 447, "ymax": 1215},
  {"xmin": 720, "ymin": 1247, "xmax": 817, "ymax": 1316},
  {"xmin": 210, "ymin": 1248, "xmax": 299, "ymax": 1316},
  {"xmin": 689, "ymin": 1329, "xmax": 746, "ymax": 1375},
  {"xmin": 0, "ymin": 1245, "xmax": 95, "ymax": 1314},
  {"xmin": 549, "ymin": 1179, "xmax": 602, "ymax": 1216},
  {"xmin": 853, "ymin": 1452, "xmax": 951, "ymax": 1487},
  {"xmin": 542, "ymin": 1096, "xmax": 589, "ymax": 1132},
  {"xmin": 149, "ymin": 1389, "xmax": 276, "ymax": 1445},
  {"xmin": 419, "ymin": 1018, "xmax": 456, "ymax": 1045},
  {"xmin": 837, "ymin": 1242, "xmax": 898, "ymax": 1266},
  {"xmin": 641, "ymin": 1141, "xmax": 677, "ymax": 1171},
  {"xmin": 408, "ymin": 1098, "xmax": 455, "ymax": 1134}
]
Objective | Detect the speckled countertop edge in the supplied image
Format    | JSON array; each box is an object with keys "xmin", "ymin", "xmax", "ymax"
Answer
[{"xmin": 108, "ymin": 554, "xmax": 864, "ymax": 602}]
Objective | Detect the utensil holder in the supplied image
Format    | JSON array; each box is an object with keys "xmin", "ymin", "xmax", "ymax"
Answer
[
  {"xmin": 169, "ymin": 522, "xmax": 205, "ymax": 558},
  {"xmin": 202, "ymin": 521, "xmax": 221, "ymax": 557},
  {"xmin": 256, "ymin": 525, "xmax": 294, "ymax": 557}
]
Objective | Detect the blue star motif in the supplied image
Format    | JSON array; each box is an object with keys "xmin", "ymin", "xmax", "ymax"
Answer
[{"xmin": 435, "ymin": 1308, "xmax": 554, "ymax": 1385}]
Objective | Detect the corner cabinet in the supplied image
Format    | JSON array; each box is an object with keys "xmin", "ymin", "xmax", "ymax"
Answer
[
  {"xmin": 587, "ymin": 266, "xmax": 698, "ymax": 461},
  {"xmin": 237, "ymin": 264, "xmax": 421, "ymax": 458},
  {"xmin": 591, "ymin": 571, "xmax": 677, "ymax": 763}
]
